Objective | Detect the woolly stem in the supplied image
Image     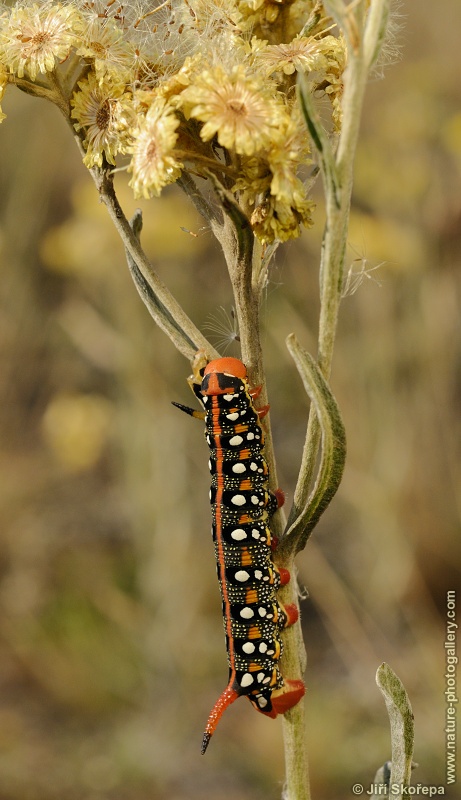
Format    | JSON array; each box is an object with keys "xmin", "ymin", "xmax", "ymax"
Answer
[{"xmin": 279, "ymin": 3, "xmax": 391, "ymax": 799}]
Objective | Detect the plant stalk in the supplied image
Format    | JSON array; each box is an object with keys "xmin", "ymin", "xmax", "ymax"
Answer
[{"xmin": 280, "ymin": 3, "xmax": 391, "ymax": 798}]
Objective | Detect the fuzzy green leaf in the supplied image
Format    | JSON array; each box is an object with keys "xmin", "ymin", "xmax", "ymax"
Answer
[
  {"xmin": 376, "ymin": 663, "xmax": 415, "ymax": 799},
  {"xmin": 281, "ymin": 334, "xmax": 346, "ymax": 555},
  {"xmin": 369, "ymin": 761, "xmax": 392, "ymax": 800}
]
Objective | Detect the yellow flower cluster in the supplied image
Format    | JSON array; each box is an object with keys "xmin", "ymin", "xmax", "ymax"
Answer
[
  {"xmin": 0, "ymin": 0, "xmax": 346, "ymax": 243},
  {"xmin": 0, "ymin": 62, "xmax": 7, "ymax": 122}
]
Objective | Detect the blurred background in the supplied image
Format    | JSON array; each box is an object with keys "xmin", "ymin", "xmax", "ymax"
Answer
[{"xmin": 0, "ymin": 1, "xmax": 460, "ymax": 798}]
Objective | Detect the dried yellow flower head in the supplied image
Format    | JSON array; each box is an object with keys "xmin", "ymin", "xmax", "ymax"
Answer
[
  {"xmin": 128, "ymin": 97, "xmax": 183, "ymax": 198},
  {"xmin": 71, "ymin": 73, "xmax": 133, "ymax": 167},
  {"xmin": 0, "ymin": 1, "xmax": 80, "ymax": 81},
  {"xmin": 0, "ymin": 0, "xmax": 347, "ymax": 244},
  {"xmin": 0, "ymin": 62, "xmax": 7, "ymax": 122},
  {"xmin": 181, "ymin": 64, "xmax": 289, "ymax": 157}
]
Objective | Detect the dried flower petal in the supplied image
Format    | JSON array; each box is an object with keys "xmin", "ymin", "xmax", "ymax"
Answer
[
  {"xmin": 182, "ymin": 64, "xmax": 288, "ymax": 156},
  {"xmin": 256, "ymin": 36, "xmax": 329, "ymax": 76},
  {"xmin": 71, "ymin": 73, "xmax": 133, "ymax": 167},
  {"xmin": 128, "ymin": 97, "xmax": 182, "ymax": 198},
  {"xmin": 0, "ymin": 61, "xmax": 7, "ymax": 122}
]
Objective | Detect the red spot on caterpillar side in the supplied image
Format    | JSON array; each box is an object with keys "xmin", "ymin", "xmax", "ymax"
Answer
[{"xmin": 274, "ymin": 489, "xmax": 285, "ymax": 508}]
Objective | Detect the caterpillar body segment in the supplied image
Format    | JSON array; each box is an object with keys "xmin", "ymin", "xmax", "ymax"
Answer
[{"xmin": 175, "ymin": 356, "xmax": 305, "ymax": 753}]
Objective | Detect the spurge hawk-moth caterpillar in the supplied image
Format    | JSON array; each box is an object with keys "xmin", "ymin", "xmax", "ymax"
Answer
[{"xmin": 173, "ymin": 356, "xmax": 305, "ymax": 753}]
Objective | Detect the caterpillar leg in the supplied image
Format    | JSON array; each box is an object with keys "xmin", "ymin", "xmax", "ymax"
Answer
[
  {"xmin": 269, "ymin": 679, "xmax": 306, "ymax": 715},
  {"xmin": 283, "ymin": 602, "xmax": 299, "ymax": 626},
  {"xmin": 278, "ymin": 567, "xmax": 291, "ymax": 586}
]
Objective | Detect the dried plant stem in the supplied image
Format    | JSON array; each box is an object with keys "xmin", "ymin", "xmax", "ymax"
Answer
[
  {"xmin": 287, "ymin": 0, "xmax": 390, "ymax": 542},
  {"xmin": 81, "ymin": 152, "xmax": 218, "ymax": 362},
  {"xmin": 206, "ymin": 173, "xmax": 283, "ymax": 508},
  {"xmin": 278, "ymin": 3, "xmax": 391, "ymax": 799}
]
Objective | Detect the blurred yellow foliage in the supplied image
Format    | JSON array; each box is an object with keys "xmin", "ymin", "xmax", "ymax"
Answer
[
  {"xmin": 441, "ymin": 111, "xmax": 461, "ymax": 157},
  {"xmin": 347, "ymin": 208, "xmax": 425, "ymax": 270},
  {"xmin": 40, "ymin": 179, "xmax": 206, "ymax": 277},
  {"xmin": 41, "ymin": 392, "xmax": 113, "ymax": 471}
]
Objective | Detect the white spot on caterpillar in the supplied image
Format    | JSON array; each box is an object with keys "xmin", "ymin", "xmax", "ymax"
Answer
[
  {"xmin": 229, "ymin": 435, "xmax": 243, "ymax": 446},
  {"xmin": 250, "ymin": 462, "xmax": 258, "ymax": 471},
  {"xmin": 263, "ymin": 676, "xmax": 271, "ymax": 685},
  {"xmin": 235, "ymin": 570, "xmax": 250, "ymax": 582},
  {"xmin": 258, "ymin": 607, "xmax": 267, "ymax": 617},
  {"xmin": 251, "ymin": 529, "xmax": 260, "ymax": 539},
  {"xmin": 240, "ymin": 607, "xmax": 254, "ymax": 619},
  {"xmin": 231, "ymin": 529, "xmax": 247, "ymax": 541},
  {"xmin": 247, "ymin": 432, "xmax": 255, "ymax": 440},
  {"xmin": 254, "ymin": 570, "xmax": 263, "ymax": 580},
  {"xmin": 251, "ymin": 495, "xmax": 259, "ymax": 505},
  {"xmin": 223, "ymin": 393, "xmax": 235, "ymax": 402},
  {"xmin": 231, "ymin": 494, "xmax": 246, "ymax": 506},
  {"xmin": 240, "ymin": 673, "xmax": 254, "ymax": 688},
  {"xmin": 226, "ymin": 412, "xmax": 239, "ymax": 421},
  {"xmin": 257, "ymin": 696, "xmax": 268, "ymax": 708},
  {"xmin": 258, "ymin": 643, "xmax": 268, "ymax": 653},
  {"xmin": 242, "ymin": 642, "xmax": 255, "ymax": 654},
  {"xmin": 257, "ymin": 672, "xmax": 265, "ymax": 683},
  {"xmin": 232, "ymin": 463, "xmax": 246, "ymax": 474}
]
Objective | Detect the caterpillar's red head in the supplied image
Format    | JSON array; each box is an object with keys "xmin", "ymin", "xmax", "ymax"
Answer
[
  {"xmin": 203, "ymin": 358, "xmax": 247, "ymax": 379},
  {"xmin": 202, "ymin": 358, "xmax": 247, "ymax": 396}
]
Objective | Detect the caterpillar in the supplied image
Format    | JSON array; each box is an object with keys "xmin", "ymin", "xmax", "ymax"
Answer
[{"xmin": 173, "ymin": 356, "xmax": 305, "ymax": 754}]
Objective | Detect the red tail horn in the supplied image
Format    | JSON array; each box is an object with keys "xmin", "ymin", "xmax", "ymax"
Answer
[{"xmin": 201, "ymin": 685, "xmax": 239, "ymax": 754}]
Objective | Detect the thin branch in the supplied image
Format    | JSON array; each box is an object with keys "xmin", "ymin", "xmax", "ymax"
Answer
[
  {"xmin": 204, "ymin": 171, "xmax": 284, "ymax": 536},
  {"xmin": 177, "ymin": 171, "xmax": 222, "ymax": 226},
  {"xmin": 125, "ymin": 210, "xmax": 209, "ymax": 360},
  {"xmin": 12, "ymin": 74, "xmax": 68, "ymax": 114},
  {"xmin": 77, "ymin": 148, "xmax": 218, "ymax": 362}
]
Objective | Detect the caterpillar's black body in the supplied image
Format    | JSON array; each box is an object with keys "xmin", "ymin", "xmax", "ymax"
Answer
[{"xmin": 174, "ymin": 357, "xmax": 304, "ymax": 753}]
